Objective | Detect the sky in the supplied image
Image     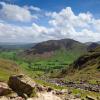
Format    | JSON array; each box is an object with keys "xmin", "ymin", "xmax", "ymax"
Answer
[{"xmin": 0, "ymin": 0, "xmax": 100, "ymax": 43}]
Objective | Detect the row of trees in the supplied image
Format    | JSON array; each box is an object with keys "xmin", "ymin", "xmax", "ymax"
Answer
[{"xmin": 27, "ymin": 62, "xmax": 66, "ymax": 71}]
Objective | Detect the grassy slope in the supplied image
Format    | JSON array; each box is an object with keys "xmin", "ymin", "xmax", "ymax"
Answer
[
  {"xmin": 0, "ymin": 48, "xmax": 85, "ymax": 70},
  {"xmin": 0, "ymin": 58, "xmax": 20, "ymax": 81},
  {"xmin": 63, "ymin": 47, "xmax": 100, "ymax": 83},
  {"xmin": 0, "ymin": 48, "xmax": 86, "ymax": 82}
]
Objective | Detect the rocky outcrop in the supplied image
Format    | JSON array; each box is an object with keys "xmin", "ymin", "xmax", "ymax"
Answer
[
  {"xmin": 8, "ymin": 75, "xmax": 36, "ymax": 98},
  {"xmin": 86, "ymin": 95, "xmax": 97, "ymax": 100},
  {"xmin": 72, "ymin": 52, "xmax": 100, "ymax": 69},
  {"xmin": 35, "ymin": 84, "xmax": 47, "ymax": 92},
  {"xmin": 0, "ymin": 75, "xmax": 99, "ymax": 100},
  {"xmin": 43, "ymin": 78, "xmax": 100, "ymax": 93},
  {"xmin": 64, "ymin": 82, "xmax": 100, "ymax": 93}
]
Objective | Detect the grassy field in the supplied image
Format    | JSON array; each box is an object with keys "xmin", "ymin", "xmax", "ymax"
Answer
[
  {"xmin": 0, "ymin": 49, "xmax": 83, "ymax": 72},
  {"xmin": 0, "ymin": 49, "xmax": 84, "ymax": 81}
]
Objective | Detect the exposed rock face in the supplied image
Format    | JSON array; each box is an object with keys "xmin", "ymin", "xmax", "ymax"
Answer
[
  {"xmin": 73, "ymin": 52, "xmax": 100, "ymax": 69},
  {"xmin": 8, "ymin": 75, "xmax": 36, "ymax": 97},
  {"xmin": 0, "ymin": 82, "xmax": 11, "ymax": 96}
]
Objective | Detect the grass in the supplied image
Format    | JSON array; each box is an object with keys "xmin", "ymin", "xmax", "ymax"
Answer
[
  {"xmin": 71, "ymin": 88, "xmax": 100, "ymax": 99},
  {"xmin": 0, "ymin": 58, "xmax": 20, "ymax": 81},
  {"xmin": 0, "ymin": 49, "xmax": 83, "ymax": 75},
  {"xmin": 0, "ymin": 68, "xmax": 11, "ymax": 81}
]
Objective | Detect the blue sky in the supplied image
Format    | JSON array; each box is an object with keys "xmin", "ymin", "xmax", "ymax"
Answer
[
  {"xmin": 0, "ymin": 0, "xmax": 100, "ymax": 43},
  {"xmin": 2, "ymin": 0, "xmax": 100, "ymax": 16}
]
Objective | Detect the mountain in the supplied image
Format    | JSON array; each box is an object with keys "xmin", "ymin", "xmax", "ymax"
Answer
[
  {"xmin": 97, "ymin": 41, "xmax": 100, "ymax": 44},
  {"xmin": 23, "ymin": 39, "xmax": 87, "ymax": 59},
  {"xmin": 87, "ymin": 43, "xmax": 100, "ymax": 51}
]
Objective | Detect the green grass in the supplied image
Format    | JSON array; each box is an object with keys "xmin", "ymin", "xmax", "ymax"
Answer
[
  {"xmin": 0, "ymin": 49, "xmax": 85, "ymax": 81},
  {"xmin": 0, "ymin": 51, "xmax": 17, "ymax": 60},
  {"xmin": 0, "ymin": 68, "xmax": 11, "ymax": 81},
  {"xmin": 0, "ymin": 58, "xmax": 19, "ymax": 81},
  {"xmin": 23, "ymin": 49, "xmax": 83, "ymax": 71},
  {"xmin": 0, "ymin": 49, "xmax": 83, "ymax": 73},
  {"xmin": 71, "ymin": 88, "xmax": 100, "ymax": 99}
]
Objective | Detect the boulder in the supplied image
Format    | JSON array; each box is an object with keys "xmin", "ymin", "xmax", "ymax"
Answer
[
  {"xmin": 0, "ymin": 82, "xmax": 11, "ymax": 96},
  {"xmin": 86, "ymin": 95, "xmax": 97, "ymax": 100},
  {"xmin": 74, "ymin": 93, "xmax": 81, "ymax": 98},
  {"xmin": 35, "ymin": 84, "xmax": 46, "ymax": 92},
  {"xmin": 0, "ymin": 96, "xmax": 9, "ymax": 100},
  {"xmin": 53, "ymin": 90, "xmax": 63, "ymax": 95},
  {"xmin": 8, "ymin": 75, "xmax": 36, "ymax": 97},
  {"xmin": 61, "ymin": 89, "xmax": 68, "ymax": 94},
  {"xmin": 47, "ymin": 87, "xmax": 53, "ymax": 92}
]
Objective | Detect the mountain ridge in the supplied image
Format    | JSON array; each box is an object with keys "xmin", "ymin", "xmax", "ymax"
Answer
[{"xmin": 23, "ymin": 38, "xmax": 87, "ymax": 57}]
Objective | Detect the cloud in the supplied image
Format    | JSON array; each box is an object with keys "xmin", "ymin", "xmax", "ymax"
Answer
[
  {"xmin": 0, "ymin": 2, "xmax": 38, "ymax": 22},
  {"xmin": 29, "ymin": 6, "xmax": 41, "ymax": 12},
  {"xmin": 0, "ymin": 22, "xmax": 50, "ymax": 42},
  {"xmin": 47, "ymin": 7, "xmax": 93, "ymax": 28},
  {"xmin": 46, "ymin": 7, "xmax": 100, "ymax": 42},
  {"xmin": 0, "ymin": 4, "xmax": 100, "ymax": 43}
]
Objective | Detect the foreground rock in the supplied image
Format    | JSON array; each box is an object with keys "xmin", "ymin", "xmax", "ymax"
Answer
[
  {"xmin": 0, "ymin": 96, "xmax": 24, "ymax": 100},
  {"xmin": 86, "ymin": 95, "xmax": 97, "ymax": 100},
  {"xmin": 28, "ymin": 92, "xmax": 62, "ymax": 100},
  {"xmin": 27, "ymin": 91, "xmax": 82, "ymax": 100},
  {"xmin": 8, "ymin": 75, "xmax": 36, "ymax": 98},
  {"xmin": 0, "ymin": 82, "xmax": 11, "ymax": 96}
]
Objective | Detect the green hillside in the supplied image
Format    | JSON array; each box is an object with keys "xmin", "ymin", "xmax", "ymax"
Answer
[
  {"xmin": 0, "ymin": 58, "xmax": 20, "ymax": 81},
  {"xmin": 59, "ymin": 46, "xmax": 100, "ymax": 83},
  {"xmin": 19, "ymin": 39, "xmax": 87, "ymax": 72}
]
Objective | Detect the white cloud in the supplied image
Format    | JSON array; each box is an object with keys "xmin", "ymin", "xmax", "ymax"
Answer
[
  {"xmin": 0, "ymin": 2, "xmax": 38, "ymax": 22},
  {"xmin": 0, "ymin": 4, "xmax": 100, "ymax": 43},
  {"xmin": 47, "ymin": 7, "xmax": 93, "ymax": 28},
  {"xmin": 0, "ymin": 22, "xmax": 50, "ymax": 42},
  {"xmin": 24, "ymin": 5, "xmax": 41, "ymax": 12},
  {"xmin": 29, "ymin": 6, "xmax": 41, "ymax": 12},
  {"xmin": 46, "ymin": 7, "xmax": 100, "ymax": 42}
]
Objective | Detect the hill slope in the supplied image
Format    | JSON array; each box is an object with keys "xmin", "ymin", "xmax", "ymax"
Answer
[
  {"xmin": 0, "ymin": 59, "xmax": 20, "ymax": 81},
  {"xmin": 64, "ymin": 47, "xmax": 100, "ymax": 82},
  {"xmin": 22, "ymin": 39, "xmax": 87, "ymax": 61},
  {"xmin": 24, "ymin": 39, "xmax": 86, "ymax": 55},
  {"xmin": 19, "ymin": 39, "xmax": 87, "ymax": 71}
]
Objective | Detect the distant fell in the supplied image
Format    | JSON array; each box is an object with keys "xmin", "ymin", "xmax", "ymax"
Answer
[{"xmin": 23, "ymin": 38, "xmax": 87, "ymax": 58}]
